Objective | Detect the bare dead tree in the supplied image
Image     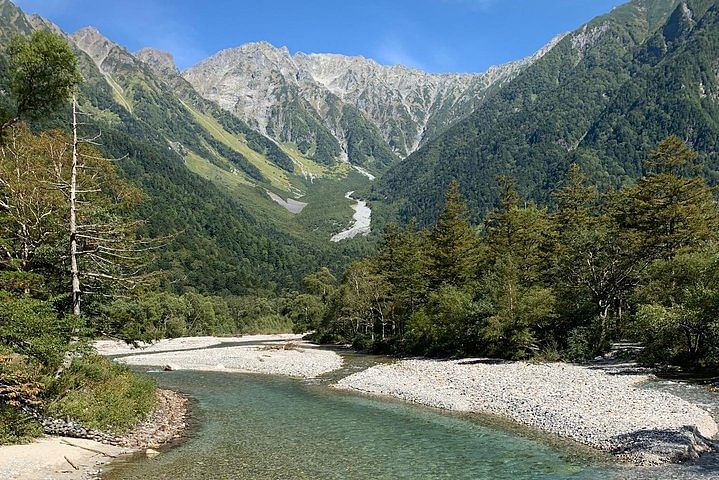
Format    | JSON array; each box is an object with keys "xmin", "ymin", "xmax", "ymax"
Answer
[
  {"xmin": 70, "ymin": 96, "xmax": 80, "ymax": 315},
  {"xmin": 56, "ymin": 96, "xmax": 168, "ymax": 317}
]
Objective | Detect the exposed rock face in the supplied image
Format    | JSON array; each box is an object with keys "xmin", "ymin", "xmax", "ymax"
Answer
[
  {"xmin": 183, "ymin": 36, "xmax": 565, "ymax": 158},
  {"xmin": 135, "ymin": 47, "xmax": 179, "ymax": 78},
  {"xmin": 71, "ymin": 26, "xmax": 121, "ymax": 72}
]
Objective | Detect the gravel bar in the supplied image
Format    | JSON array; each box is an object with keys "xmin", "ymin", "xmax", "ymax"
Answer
[
  {"xmin": 116, "ymin": 341, "xmax": 343, "ymax": 378},
  {"xmin": 335, "ymin": 359, "xmax": 718, "ymax": 464}
]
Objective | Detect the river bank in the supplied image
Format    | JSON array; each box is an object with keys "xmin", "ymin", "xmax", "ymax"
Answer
[
  {"xmin": 0, "ymin": 389, "xmax": 187, "ymax": 480},
  {"xmin": 5, "ymin": 335, "xmax": 717, "ymax": 478},
  {"xmin": 336, "ymin": 358, "xmax": 718, "ymax": 465},
  {"xmin": 106, "ymin": 336, "xmax": 342, "ymax": 378}
]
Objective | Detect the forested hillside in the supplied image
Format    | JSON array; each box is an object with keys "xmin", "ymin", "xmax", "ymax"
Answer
[
  {"xmin": 311, "ymin": 137, "xmax": 719, "ymax": 368},
  {"xmin": 0, "ymin": 0, "xmax": 375, "ymax": 295},
  {"xmin": 370, "ymin": 0, "xmax": 719, "ymax": 226}
]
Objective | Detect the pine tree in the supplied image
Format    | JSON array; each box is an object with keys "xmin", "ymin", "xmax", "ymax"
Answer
[
  {"xmin": 618, "ymin": 136, "xmax": 719, "ymax": 259},
  {"xmin": 428, "ymin": 181, "xmax": 478, "ymax": 288},
  {"xmin": 377, "ymin": 221, "xmax": 429, "ymax": 335}
]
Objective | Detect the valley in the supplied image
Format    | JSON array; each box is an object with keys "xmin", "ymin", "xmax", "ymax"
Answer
[{"xmin": 2, "ymin": 0, "xmax": 719, "ymax": 479}]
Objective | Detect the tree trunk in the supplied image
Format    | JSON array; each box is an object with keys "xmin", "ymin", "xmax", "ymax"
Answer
[{"xmin": 70, "ymin": 95, "xmax": 80, "ymax": 316}]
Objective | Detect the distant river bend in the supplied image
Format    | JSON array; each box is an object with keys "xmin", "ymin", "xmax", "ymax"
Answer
[{"xmin": 330, "ymin": 191, "xmax": 371, "ymax": 242}]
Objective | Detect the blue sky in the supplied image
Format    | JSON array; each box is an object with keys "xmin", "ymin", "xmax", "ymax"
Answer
[{"xmin": 15, "ymin": 0, "xmax": 627, "ymax": 73}]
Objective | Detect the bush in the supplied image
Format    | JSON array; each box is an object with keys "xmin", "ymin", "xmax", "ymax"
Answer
[
  {"xmin": 565, "ymin": 326, "xmax": 600, "ymax": 362},
  {"xmin": 0, "ymin": 293, "xmax": 83, "ymax": 370},
  {"xmin": 0, "ymin": 404, "xmax": 42, "ymax": 445},
  {"xmin": 0, "ymin": 353, "xmax": 45, "ymax": 445},
  {"xmin": 46, "ymin": 355, "xmax": 156, "ymax": 434}
]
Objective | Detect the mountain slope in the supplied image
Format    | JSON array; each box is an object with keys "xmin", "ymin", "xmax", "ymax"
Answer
[
  {"xmin": 182, "ymin": 39, "xmax": 560, "ymax": 167},
  {"xmin": 370, "ymin": 0, "xmax": 719, "ymax": 225},
  {"xmin": 0, "ymin": 0, "xmax": 375, "ymax": 294}
]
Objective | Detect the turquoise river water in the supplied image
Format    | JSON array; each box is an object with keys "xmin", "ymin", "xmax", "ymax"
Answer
[{"xmin": 102, "ymin": 350, "xmax": 719, "ymax": 480}]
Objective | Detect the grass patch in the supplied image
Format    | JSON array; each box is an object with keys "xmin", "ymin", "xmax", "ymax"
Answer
[
  {"xmin": 183, "ymin": 102, "xmax": 297, "ymax": 191},
  {"xmin": 184, "ymin": 151, "xmax": 255, "ymax": 189},
  {"xmin": 47, "ymin": 355, "xmax": 156, "ymax": 434}
]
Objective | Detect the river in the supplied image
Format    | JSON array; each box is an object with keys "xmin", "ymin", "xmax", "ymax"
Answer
[
  {"xmin": 102, "ymin": 349, "xmax": 719, "ymax": 480},
  {"xmin": 330, "ymin": 192, "xmax": 371, "ymax": 242}
]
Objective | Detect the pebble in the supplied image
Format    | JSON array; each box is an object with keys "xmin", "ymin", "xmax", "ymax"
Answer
[{"xmin": 38, "ymin": 389, "xmax": 188, "ymax": 451}]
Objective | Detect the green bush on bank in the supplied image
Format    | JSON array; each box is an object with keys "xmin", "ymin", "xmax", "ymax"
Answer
[
  {"xmin": 0, "ymin": 405, "xmax": 42, "ymax": 445},
  {"xmin": 46, "ymin": 355, "xmax": 156, "ymax": 434}
]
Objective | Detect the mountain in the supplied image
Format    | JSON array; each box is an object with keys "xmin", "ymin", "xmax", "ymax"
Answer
[
  {"xmin": 0, "ymin": 0, "xmax": 377, "ymax": 294},
  {"xmin": 4, "ymin": 0, "xmax": 710, "ymax": 294},
  {"xmin": 182, "ymin": 38, "xmax": 561, "ymax": 167},
  {"xmin": 369, "ymin": 0, "xmax": 719, "ymax": 225}
]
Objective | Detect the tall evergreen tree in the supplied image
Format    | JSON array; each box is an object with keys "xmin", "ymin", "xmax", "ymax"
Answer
[
  {"xmin": 428, "ymin": 180, "xmax": 478, "ymax": 288},
  {"xmin": 618, "ymin": 136, "xmax": 719, "ymax": 260}
]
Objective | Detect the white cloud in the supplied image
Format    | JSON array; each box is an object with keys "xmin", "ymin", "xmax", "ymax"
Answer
[{"xmin": 375, "ymin": 36, "xmax": 427, "ymax": 70}]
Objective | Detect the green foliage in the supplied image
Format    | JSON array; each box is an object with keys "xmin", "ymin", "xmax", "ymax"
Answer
[
  {"xmin": 4, "ymin": 30, "xmax": 80, "ymax": 126},
  {"xmin": 47, "ymin": 355, "xmax": 156, "ymax": 434},
  {"xmin": 0, "ymin": 404, "xmax": 41, "ymax": 445},
  {"xmin": 634, "ymin": 249, "xmax": 719, "ymax": 367},
  {"xmin": 429, "ymin": 180, "xmax": 478, "ymax": 288},
  {"xmin": 316, "ymin": 137, "xmax": 719, "ymax": 366},
  {"xmin": 0, "ymin": 293, "xmax": 83, "ymax": 370},
  {"xmin": 99, "ymin": 290, "xmax": 300, "ymax": 342}
]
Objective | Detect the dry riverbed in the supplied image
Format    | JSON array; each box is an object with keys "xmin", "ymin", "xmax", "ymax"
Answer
[
  {"xmin": 104, "ymin": 334, "xmax": 343, "ymax": 378},
  {"xmin": 336, "ymin": 359, "xmax": 718, "ymax": 465}
]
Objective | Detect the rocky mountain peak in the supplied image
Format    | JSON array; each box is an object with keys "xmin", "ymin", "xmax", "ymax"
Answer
[
  {"xmin": 71, "ymin": 26, "xmax": 120, "ymax": 68},
  {"xmin": 183, "ymin": 35, "xmax": 563, "ymax": 158},
  {"xmin": 135, "ymin": 47, "xmax": 178, "ymax": 78},
  {"xmin": 24, "ymin": 13, "xmax": 64, "ymax": 36}
]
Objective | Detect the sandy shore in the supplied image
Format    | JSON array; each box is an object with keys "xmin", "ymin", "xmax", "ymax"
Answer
[
  {"xmin": 0, "ymin": 437, "xmax": 124, "ymax": 480},
  {"xmin": 0, "ymin": 389, "xmax": 186, "ymax": 480},
  {"xmin": 106, "ymin": 336, "xmax": 343, "ymax": 378},
  {"xmin": 336, "ymin": 359, "xmax": 718, "ymax": 464}
]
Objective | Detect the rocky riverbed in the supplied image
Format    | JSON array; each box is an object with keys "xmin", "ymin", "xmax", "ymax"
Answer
[
  {"xmin": 335, "ymin": 359, "xmax": 718, "ymax": 465},
  {"xmin": 94, "ymin": 334, "xmax": 305, "ymax": 356},
  {"xmin": 113, "ymin": 339, "xmax": 343, "ymax": 378}
]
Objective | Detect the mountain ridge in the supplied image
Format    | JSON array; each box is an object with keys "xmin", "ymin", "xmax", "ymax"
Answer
[{"xmin": 182, "ymin": 35, "xmax": 564, "ymax": 161}]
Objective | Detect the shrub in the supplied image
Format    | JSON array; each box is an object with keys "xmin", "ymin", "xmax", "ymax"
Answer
[
  {"xmin": 0, "ymin": 404, "xmax": 42, "ymax": 445},
  {"xmin": 47, "ymin": 355, "xmax": 156, "ymax": 434}
]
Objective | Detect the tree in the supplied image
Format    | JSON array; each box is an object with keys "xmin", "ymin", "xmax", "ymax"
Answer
[
  {"xmin": 634, "ymin": 249, "xmax": 719, "ymax": 367},
  {"xmin": 376, "ymin": 221, "xmax": 429, "ymax": 334},
  {"xmin": 428, "ymin": 180, "xmax": 478, "ymax": 288},
  {"xmin": 480, "ymin": 259, "xmax": 557, "ymax": 359},
  {"xmin": 617, "ymin": 136, "xmax": 718, "ymax": 260},
  {"xmin": 2, "ymin": 31, "xmax": 80, "ymax": 134},
  {"xmin": 480, "ymin": 175, "xmax": 557, "ymax": 357},
  {"xmin": 63, "ymin": 97, "xmax": 164, "ymax": 317},
  {"xmin": 550, "ymin": 164, "xmax": 632, "ymax": 351},
  {"xmin": 303, "ymin": 267, "xmax": 336, "ymax": 301},
  {"xmin": 0, "ymin": 125, "xmax": 67, "ymax": 290}
]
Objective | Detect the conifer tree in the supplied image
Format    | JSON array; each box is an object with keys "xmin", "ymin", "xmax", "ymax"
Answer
[
  {"xmin": 428, "ymin": 180, "xmax": 478, "ymax": 288},
  {"xmin": 618, "ymin": 136, "xmax": 718, "ymax": 259}
]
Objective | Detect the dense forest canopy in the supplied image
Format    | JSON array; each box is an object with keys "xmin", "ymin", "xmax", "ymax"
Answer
[{"xmin": 307, "ymin": 137, "xmax": 719, "ymax": 367}]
